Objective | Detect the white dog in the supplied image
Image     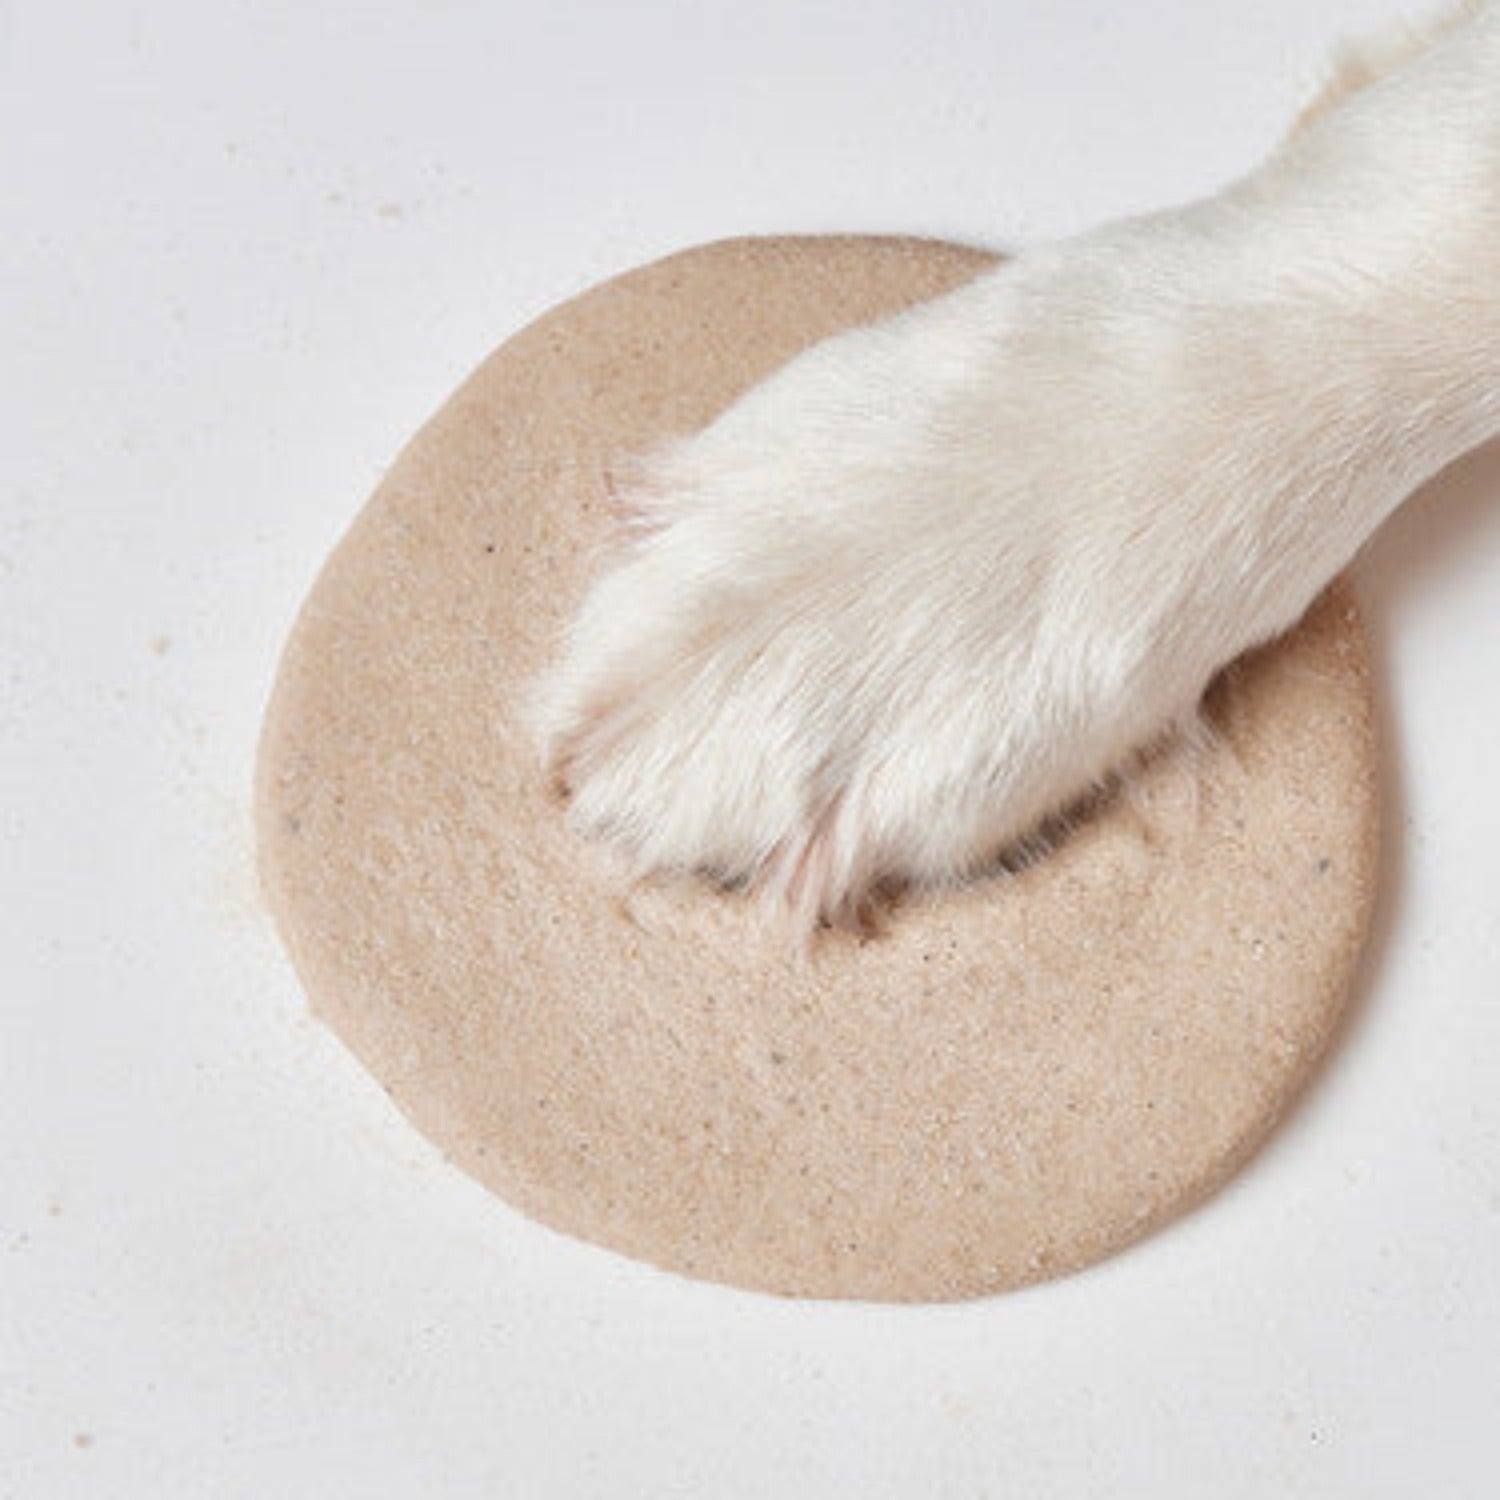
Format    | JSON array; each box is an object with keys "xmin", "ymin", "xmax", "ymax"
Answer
[{"xmin": 532, "ymin": 2, "xmax": 1500, "ymax": 931}]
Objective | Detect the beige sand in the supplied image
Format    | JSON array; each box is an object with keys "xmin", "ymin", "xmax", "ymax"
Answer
[{"xmin": 256, "ymin": 235, "xmax": 1380, "ymax": 1301}]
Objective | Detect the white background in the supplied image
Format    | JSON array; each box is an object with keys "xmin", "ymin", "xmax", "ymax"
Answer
[{"xmin": 3, "ymin": 0, "xmax": 1498, "ymax": 1494}]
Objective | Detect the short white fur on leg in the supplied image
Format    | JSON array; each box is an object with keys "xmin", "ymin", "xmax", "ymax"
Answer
[{"xmin": 532, "ymin": 4, "xmax": 1500, "ymax": 931}]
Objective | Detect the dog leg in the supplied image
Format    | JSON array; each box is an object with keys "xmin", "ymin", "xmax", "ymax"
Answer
[{"xmin": 532, "ymin": 4, "xmax": 1500, "ymax": 929}]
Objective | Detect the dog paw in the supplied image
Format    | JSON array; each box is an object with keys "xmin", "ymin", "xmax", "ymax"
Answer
[{"xmin": 530, "ymin": 262, "xmax": 1241, "ymax": 927}]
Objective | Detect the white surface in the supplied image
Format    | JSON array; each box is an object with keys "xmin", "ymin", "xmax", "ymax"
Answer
[{"xmin": 2, "ymin": 0, "xmax": 1497, "ymax": 1494}]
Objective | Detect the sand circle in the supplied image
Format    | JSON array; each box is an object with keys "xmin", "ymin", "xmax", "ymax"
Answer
[{"xmin": 256, "ymin": 236, "xmax": 1379, "ymax": 1300}]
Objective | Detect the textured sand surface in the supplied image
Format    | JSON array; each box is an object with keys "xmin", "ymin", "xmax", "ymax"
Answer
[{"xmin": 257, "ymin": 236, "xmax": 1380, "ymax": 1300}]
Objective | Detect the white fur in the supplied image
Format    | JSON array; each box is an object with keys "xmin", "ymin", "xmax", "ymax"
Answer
[{"xmin": 531, "ymin": 3, "xmax": 1500, "ymax": 930}]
